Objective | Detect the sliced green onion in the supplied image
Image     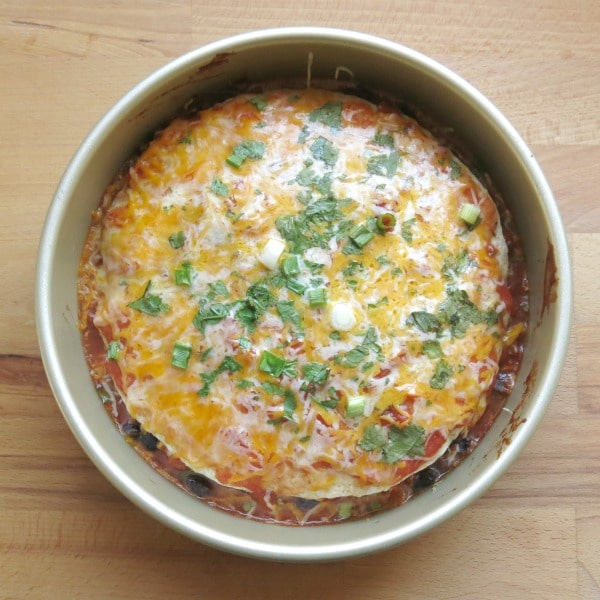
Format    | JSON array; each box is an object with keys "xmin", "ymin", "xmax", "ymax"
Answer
[
  {"xmin": 258, "ymin": 238, "xmax": 285, "ymax": 270},
  {"xmin": 168, "ymin": 231, "xmax": 185, "ymax": 249},
  {"xmin": 376, "ymin": 213, "xmax": 396, "ymax": 232},
  {"xmin": 346, "ymin": 396, "xmax": 366, "ymax": 418},
  {"xmin": 174, "ymin": 262, "xmax": 193, "ymax": 286},
  {"xmin": 349, "ymin": 224, "xmax": 374, "ymax": 248},
  {"xmin": 226, "ymin": 153, "xmax": 245, "ymax": 168},
  {"xmin": 308, "ymin": 287, "xmax": 327, "ymax": 308},
  {"xmin": 458, "ymin": 203, "xmax": 481, "ymax": 226},
  {"xmin": 171, "ymin": 342, "xmax": 193, "ymax": 370},
  {"xmin": 106, "ymin": 340, "xmax": 122, "ymax": 360},
  {"xmin": 281, "ymin": 255, "xmax": 300, "ymax": 277},
  {"xmin": 338, "ymin": 502, "xmax": 353, "ymax": 520},
  {"xmin": 285, "ymin": 278, "xmax": 307, "ymax": 295}
]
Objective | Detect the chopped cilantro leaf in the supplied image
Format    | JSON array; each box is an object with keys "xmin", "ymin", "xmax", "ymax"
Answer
[
  {"xmin": 358, "ymin": 424, "xmax": 387, "ymax": 451},
  {"xmin": 168, "ymin": 231, "xmax": 185, "ymax": 249},
  {"xmin": 342, "ymin": 260, "xmax": 364, "ymax": 278},
  {"xmin": 234, "ymin": 282, "xmax": 275, "ymax": 332},
  {"xmin": 127, "ymin": 281, "xmax": 169, "ymax": 316},
  {"xmin": 373, "ymin": 131, "xmax": 395, "ymax": 148},
  {"xmin": 359, "ymin": 423, "xmax": 425, "ymax": 463},
  {"xmin": 367, "ymin": 151, "xmax": 400, "ymax": 178},
  {"xmin": 381, "ymin": 424, "xmax": 426, "ymax": 463},
  {"xmin": 248, "ymin": 96, "xmax": 267, "ymax": 111},
  {"xmin": 198, "ymin": 355, "xmax": 242, "ymax": 396},
  {"xmin": 207, "ymin": 280, "xmax": 229, "ymax": 300},
  {"xmin": 178, "ymin": 131, "xmax": 192, "ymax": 144},
  {"xmin": 276, "ymin": 300, "xmax": 303, "ymax": 330},
  {"xmin": 340, "ymin": 327, "xmax": 382, "ymax": 368},
  {"xmin": 442, "ymin": 249, "xmax": 474, "ymax": 279},
  {"xmin": 259, "ymin": 350, "xmax": 297, "ymax": 378},
  {"xmin": 210, "ymin": 176, "xmax": 229, "ymax": 197},
  {"xmin": 262, "ymin": 381, "xmax": 285, "ymax": 395},
  {"xmin": 401, "ymin": 218, "xmax": 416, "ymax": 243},
  {"xmin": 430, "ymin": 359, "xmax": 453, "ymax": 389},
  {"xmin": 226, "ymin": 140, "xmax": 265, "ymax": 168},
  {"xmin": 408, "ymin": 311, "xmax": 441, "ymax": 333},
  {"xmin": 302, "ymin": 361, "xmax": 330, "ymax": 385},
  {"xmin": 238, "ymin": 337, "xmax": 252, "ymax": 350},
  {"xmin": 318, "ymin": 387, "xmax": 339, "ymax": 409},
  {"xmin": 308, "ymin": 101, "xmax": 343, "ymax": 129},
  {"xmin": 310, "ymin": 136, "xmax": 339, "ymax": 167},
  {"xmin": 193, "ymin": 302, "xmax": 229, "ymax": 333},
  {"xmin": 422, "ymin": 340, "xmax": 444, "ymax": 359},
  {"xmin": 449, "ymin": 158, "xmax": 462, "ymax": 180},
  {"xmin": 174, "ymin": 261, "xmax": 193, "ymax": 286},
  {"xmin": 438, "ymin": 287, "xmax": 487, "ymax": 338}
]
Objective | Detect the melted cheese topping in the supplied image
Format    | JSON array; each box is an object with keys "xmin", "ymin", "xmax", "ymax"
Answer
[{"xmin": 79, "ymin": 89, "xmax": 509, "ymax": 499}]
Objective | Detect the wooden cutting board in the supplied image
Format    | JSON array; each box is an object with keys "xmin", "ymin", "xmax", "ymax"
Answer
[{"xmin": 1, "ymin": 1, "xmax": 598, "ymax": 598}]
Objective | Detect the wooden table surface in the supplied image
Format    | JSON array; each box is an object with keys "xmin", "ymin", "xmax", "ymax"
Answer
[{"xmin": 1, "ymin": 1, "xmax": 598, "ymax": 598}]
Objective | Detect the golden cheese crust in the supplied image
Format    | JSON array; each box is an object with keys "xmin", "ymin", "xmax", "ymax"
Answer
[{"xmin": 79, "ymin": 89, "xmax": 510, "ymax": 500}]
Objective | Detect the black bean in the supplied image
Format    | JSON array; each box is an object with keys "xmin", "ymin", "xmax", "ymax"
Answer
[
  {"xmin": 295, "ymin": 497, "xmax": 319, "ymax": 511},
  {"xmin": 413, "ymin": 466, "xmax": 442, "ymax": 490},
  {"xmin": 139, "ymin": 431, "xmax": 159, "ymax": 451},
  {"xmin": 121, "ymin": 421, "xmax": 141, "ymax": 438},
  {"xmin": 186, "ymin": 473, "xmax": 213, "ymax": 497},
  {"xmin": 455, "ymin": 436, "xmax": 473, "ymax": 453}
]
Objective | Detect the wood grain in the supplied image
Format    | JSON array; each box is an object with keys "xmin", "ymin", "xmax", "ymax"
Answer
[{"xmin": 1, "ymin": 1, "xmax": 598, "ymax": 598}]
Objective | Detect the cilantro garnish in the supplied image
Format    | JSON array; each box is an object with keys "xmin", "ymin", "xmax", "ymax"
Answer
[
  {"xmin": 302, "ymin": 361, "xmax": 330, "ymax": 386},
  {"xmin": 310, "ymin": 136, "xmax": 339, "ymax": 167},
  {"xmin": 127, "ymin": 281, "xmax": 169, "ymax": 316},
  {"xmin": 226, "ymin": 140, "xmax": 266, "ymax": 168},
  {"xmin": 248, "ymin": 96, "xmax": 267, "ymax": 111},
  {"xmin": 298, "ymin": 125, "xmax": 310, "ymax": 144},
  {"xmin": 308, "ymin": 101, "xmax": 343, "ymax": 129},
  {"xmin": 407, "ymin": 311, "xmax": 441, "ymax": 333},
  {"xmin": 339, "ymin": 326, "xmax": 383, "ymax": 368},
  {"xmin": 207, "ymin": 280, "xmax": 230, "ymax": 300},
  {"xmin": 438, "ymin": 287, "xmax": 496, "ymax": 338},
  {"xmin": 422, "ymin": 340, "xmax": 444, "ymax": 359},
  {"xmin": 198, "ymin": 355, "xmax": 243, "ymax": 396},
  {"xmin": 168, "ymin": 231, "xmax": 185, "ymax": 249},
  {"xmin": 259, "ymin": 350, "xmax": 297, "ymax": 378},
  {"xmin": 192, "ymin": 302, "xmax": 229, "ymax": 333},
  {"xmin": 174, "ymin": 261, "xmax": 193, "ymax": 286},
  {"xmin": 449, "ymin": 158, "xmax": 462, "ymax": 180},
  {"xmin": 276, "ymin": 300, "xmax": 303, "ymax": 331},
  {"xmin": 401, "ymin": 218, "xmax": 416, "ymax": 243},
  {"xmin": 358, "ymin": 424, "xmax": 426, "ymax": 463},
  {"xmin": 210, "ymin": 176, "xmax": 229, "ymax": 197},
  {"xmin": 367, "ymin": 151, "xmax": 400, "ymax": 178},
  {"xmin": 441, "ymin": 249, "xmax": 474, "ymax": 279},
  {"xmin": 430, "ymin": 359, "xmax": 453, "ymax": 389},
  {"xmin": 373, "ymin": 131, "xmax": 395, "ymax": 148},
  {"xmin": 276, "ymin": 197, "xmax": 343, "ymax": 254},
  {"xmin": 178, "ymin": 131, "xmax": 192, "ymax": 144},
  {"xmin": 234, "ymin": 282, "xmax": 275, "ymax": 332},
  {"xmin": 317, "ymin": 387, "xmax": 340, "ymax": 409}
]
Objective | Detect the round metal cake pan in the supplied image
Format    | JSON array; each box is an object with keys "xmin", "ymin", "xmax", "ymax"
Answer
[{"xmin": 35, "ymin": 27, "xmax": 571, "ymax": 562}]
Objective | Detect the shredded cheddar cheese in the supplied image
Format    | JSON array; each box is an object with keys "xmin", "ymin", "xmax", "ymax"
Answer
[{"xmin": 79, "ymin": 89, "xmax": 510, "ymax": 500}]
